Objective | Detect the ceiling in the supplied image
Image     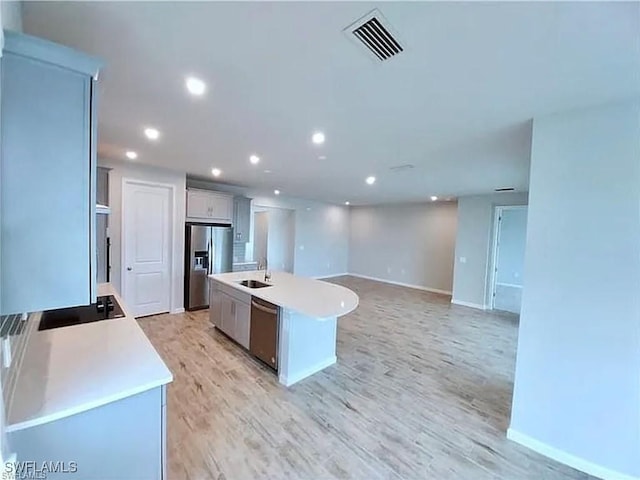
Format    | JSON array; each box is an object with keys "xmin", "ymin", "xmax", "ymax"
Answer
[{"xmin": 22, "ymin": 1, "xmax": 640, "ymax": 205}]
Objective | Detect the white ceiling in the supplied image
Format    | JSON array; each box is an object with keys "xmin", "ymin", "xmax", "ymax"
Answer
[{"xmin": 22, "ymin": 1, "xmax": 640, "ymax": 205}]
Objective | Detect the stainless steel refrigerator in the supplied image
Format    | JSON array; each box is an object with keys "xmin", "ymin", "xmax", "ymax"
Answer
[{"xmin": 185, "ymin": 223, "xmax": 233, "ymax": 310}]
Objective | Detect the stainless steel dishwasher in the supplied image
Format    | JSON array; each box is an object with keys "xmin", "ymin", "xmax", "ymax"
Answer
[{"xmin": 250, "ymin": 297, "xmax": 279, "ymax": 371}]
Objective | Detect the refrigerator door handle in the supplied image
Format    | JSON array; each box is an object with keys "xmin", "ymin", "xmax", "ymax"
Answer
[{"xmin": 208, "ymin": 234, "xmax": 214, "ymax": 275}]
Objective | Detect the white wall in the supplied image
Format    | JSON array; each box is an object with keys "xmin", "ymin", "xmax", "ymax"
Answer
[
  {"xmin": 509, "ymin": 100, "xmax": 640, "ymax": 479},
  {"xmin": 349, "ymin": 202, "xmax": 457, "ymax": 294},
  {"xmin": 452, "ymin": 192, "xmax": 528, "ymax": 308},
  {"xmin": 99, "ymin": 159, "xmax": 186, "ymax": 313},
  {"xmin": 263, "ymin": 207, "xmax": 295, "ymax": 273}
]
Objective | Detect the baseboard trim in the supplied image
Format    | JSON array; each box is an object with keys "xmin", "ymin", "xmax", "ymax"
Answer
[
  {"xmin": 315, "ymin": 273, "xmax": 350, "ymax": 280},
  {"xmin": 451, "ymin": 299, "xmax": 488, "ymax": 310},
  {"xmin": 280, "ymin": 356, "xmax": 337, "ymax": 387},
  {"xmin": 507, "ymin": 428, "xmax": 639, "ymax": 480},
  {"xmin": 347, "ymin": 273, "xmax": 452, "ymax": 296},
  {"xmin": 172, "ymin": 307, "xmax": 185, "ymax": 314}
]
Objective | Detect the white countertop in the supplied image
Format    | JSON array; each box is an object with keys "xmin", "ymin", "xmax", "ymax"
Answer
[
  {"xmin": 6, "ymin": 284, "xmax": 173, "ymax": 433},
  {"xmin": 209, "ymin": 271, "xmax": 359, "ymax": 318}
]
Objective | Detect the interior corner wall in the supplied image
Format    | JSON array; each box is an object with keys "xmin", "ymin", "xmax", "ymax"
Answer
[
  {"xmin": 99, "ymin": 159, "xmax": 187, "ymax": 313},
  {"xmin": 451, "ymin": 192, "xmax": 528, "ymax": 308},
  {"xmin": 348, "ymin": 201, "xmax": 458, "ymax": 293},
  {"xmin": 509, "ymin": 100, "xmax": 640, "ymax": 479}
]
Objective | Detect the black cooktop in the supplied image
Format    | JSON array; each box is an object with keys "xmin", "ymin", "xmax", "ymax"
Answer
[{"xmin": 39, "ymin": 295, "xmax": 125, "ymax": 331}]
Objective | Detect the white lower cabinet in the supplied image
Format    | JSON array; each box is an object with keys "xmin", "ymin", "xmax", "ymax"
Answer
[
  {"xmin": 211, "ymin": 283, "xmax": 251, "ymax": 349},
  {"xmin": 8, "ymin": 386, "xmax": 166, "ymax": 479}
]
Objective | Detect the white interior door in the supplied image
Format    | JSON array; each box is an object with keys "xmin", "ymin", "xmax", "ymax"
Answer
[
  {"xmin": 123, "ymin": 181, "xmax": 172, "ymax": 317},
  {"xmin": 492, "ymin": 206, "xmax": 528, "ymax": 313}
]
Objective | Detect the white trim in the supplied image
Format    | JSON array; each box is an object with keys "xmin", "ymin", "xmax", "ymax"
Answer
[
  {"xmin": 172, "ymin": 308, "xmax": 185, "ymax": 314},
  {"xmin": 280, "ymin": 356, "xmax": 337, "ymax": 387},
  {"xmin": 495, "ymin": 282, "xmax": 523, "ymax": 289},
  {"xmin": 121, "ymin": 178, "xmax": 176, "ymax": 316},
  {"xmin": 314, "ymin": 273, "xmax": 349, "ymax": 280},
  {"xmin": 507, "ymin": 428, "xmax": 640, "ymax": 480},
  {"xmin": 451, "ymin": 299, "xmax": 488, "ymax": 310},
  {"xmin": 347, "ymin": 273, "xmax": 452, "ymax": 296}
]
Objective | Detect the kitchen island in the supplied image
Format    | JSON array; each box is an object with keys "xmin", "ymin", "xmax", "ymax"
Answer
[{"xmin": 209, "ymin": 271, "xmax": 358, "ymax": 386}]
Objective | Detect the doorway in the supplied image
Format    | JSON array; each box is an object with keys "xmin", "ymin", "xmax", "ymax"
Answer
[
  {"xmin": 489, "ymin": 206, "xmax": 528, "ymax": 314},
  {"xmin": 252, "ymin": 207, "xmax": 295, "ymax": 273},
  {"xmin": 122, "ymin": 179, "xmax": 173, "ymax": 317}
]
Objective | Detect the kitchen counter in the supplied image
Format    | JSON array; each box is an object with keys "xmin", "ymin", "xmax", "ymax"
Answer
[
  {"xmin": 209, "ymin": 270, "xmax": 358, "ymax": 318},
  {"xmin": 6, "ymin": 283, "xmax": 173, "ymax": 433}
]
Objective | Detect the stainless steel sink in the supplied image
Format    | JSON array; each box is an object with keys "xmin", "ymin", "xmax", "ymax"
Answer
[{"xmin": 237, "ymin": 279, "xmax": 272, "ymax": 289}]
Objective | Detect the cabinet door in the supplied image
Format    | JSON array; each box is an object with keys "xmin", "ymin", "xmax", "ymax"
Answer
[
  {"xmin": 235, "ymin": 301, "xmax": 251, "ymax": 349},
  {"xmin": 220, "ymin": 294, "xmax": 236, "ymax": 337},
  {"xmin": 187, "ymin": 190, "xmax": 213, "ymax": 219},
  {"xmin": 233, "ymin": 197, "xmax": 252, "ymax": 242},
  {"xmin": 1, "ymin": 52, "xmax": 93, "ymax": 314},
  {"xmin": 210, "ymin": 193, "xmax": 233, "ymax": 223},
  {"xmin": 209, "ymin": 284, "xmax": 223, "ymax": 327}
]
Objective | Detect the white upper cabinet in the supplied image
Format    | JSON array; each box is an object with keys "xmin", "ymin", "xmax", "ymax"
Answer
[
  {"xmin": 0, "ymin": 31, "xmax": 102, "ymax": 314},
  {"xmin": 186, "ymin": 189, "xmax": 233, "ymax": 224}
]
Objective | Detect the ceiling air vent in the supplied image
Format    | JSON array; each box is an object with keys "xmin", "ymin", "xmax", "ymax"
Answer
[
  {"xmin": 345, "ymin": 10, "xmax": 404, "ymax": 62},
  {"xmin": 494, "ymin": 187, "xmax": 515, "ymax": 192}
]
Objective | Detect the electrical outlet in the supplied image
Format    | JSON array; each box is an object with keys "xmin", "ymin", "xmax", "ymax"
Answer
[
  {"xmin": 401, "ymin": 268, "xmax": 406, "ymax": 275},
  {"xmin": 460, "ymin": 257, "xmax": 467, "ymax": 264},
  {"xmin": 387, "ymin": 266, "xmax": 392, "ymax": 274}
]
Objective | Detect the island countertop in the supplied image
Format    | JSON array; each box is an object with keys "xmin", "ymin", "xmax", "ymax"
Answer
[
  {"xmin": 6, "ymin": 283, "xmax": 173, "ymax": 433},
  {"xmin": 209, "ymin": 271, "xmax": 359, "ymax": 318}
]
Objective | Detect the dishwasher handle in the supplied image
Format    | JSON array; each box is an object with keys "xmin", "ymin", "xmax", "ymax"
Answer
[{"xmin": 251, "ymin": 300, "xmax": 278, "ymax": 316}]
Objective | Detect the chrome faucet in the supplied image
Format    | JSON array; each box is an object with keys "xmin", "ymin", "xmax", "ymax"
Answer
[{"xmin": 258, "ymin": 258, "xmax": 271, "ymax": 282}]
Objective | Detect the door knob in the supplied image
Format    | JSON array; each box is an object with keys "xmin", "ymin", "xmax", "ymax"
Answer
[{"xmin": 127, "ymin": 267, "xmax": 132, "ymax": 271}]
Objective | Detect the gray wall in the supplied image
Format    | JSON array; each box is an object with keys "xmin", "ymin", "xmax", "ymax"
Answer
[
  {"xmin": 452, "ymin": 192, "xmax": 528, "ymax": 308},
  {"xmin": 99, "ymin": 159, "xmax": 186, "ymax": 313},
  {"xmin": 510, "ymin": 101, "xmax": 640, "ymax": 478},
  {"xmin": 348, "ymin": 202, "xmax": 457, "ymax": 294}
]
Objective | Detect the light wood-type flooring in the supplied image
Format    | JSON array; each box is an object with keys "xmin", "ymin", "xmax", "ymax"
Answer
[{"xmin": 138, "ymin": 276, "xmax": 592, "ymax": 480}]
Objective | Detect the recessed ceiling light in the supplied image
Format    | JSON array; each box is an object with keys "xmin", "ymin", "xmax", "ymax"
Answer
[
  {"xmin": 312, "ymin": 132, "xmax": 325, "ymax": 145},
  {"xmin": 430, "ymin": 196, "xmax": 438, "ymax": 201},
  {"xmin": 344, "ymin": 201, "xmax": 350, "ymax": 206},
  {"xmin": 264, "ymin": 169, "xmax": 272, "ymax": 174},
  {"xmin": 250, "ymin": 155, "xmax": 260, "ymax": 165},
  {"xmin": 318, "ymin": 155, "xmax": 327, "ymax": 160},
  {"xmin": 144, "ymin": 127, "xmax": 160, "ymax": 140},
  {"xmin": 274, "ymin": 189, "xmax": 281, "ymax": 195},
  {"xmin": 125, "ymin": 150, "xmax": 138, "ymax": 160},
  {"xmin": 365, "ymin": 176, "xmax": 376, "ymax": 185},
  {"xmin": 211, "ymin": 168, "xmax": 221, "ymax": 177},
  {"xmin": 185, "ymin": 76, "xmax": 206, "ymax": 96}
]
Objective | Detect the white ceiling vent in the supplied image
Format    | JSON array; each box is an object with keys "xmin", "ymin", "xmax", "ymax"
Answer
[{"xmin": 344, "ymin": 10, "xmax": 404, "ymax": 62}]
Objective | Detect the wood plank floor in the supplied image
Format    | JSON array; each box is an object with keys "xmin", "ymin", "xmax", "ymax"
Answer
[{"xmin": 138, "ymin": 276, "xmax": 592, "ymax": 480}]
